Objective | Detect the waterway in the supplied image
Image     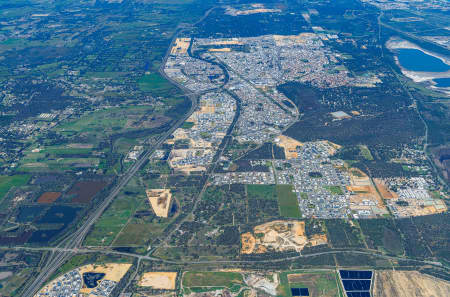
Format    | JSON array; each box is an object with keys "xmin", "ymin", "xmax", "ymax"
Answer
[
  {"xmin": 397, "ymin": 48, "xmax": 450, "ymax": 72},
  {"xmin": 433, "ymin": 77, "xmax": 450, "ymax": 88}
]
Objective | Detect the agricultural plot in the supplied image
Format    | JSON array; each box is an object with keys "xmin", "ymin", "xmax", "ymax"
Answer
[
  {"xmin": 0, "ymin": 174, "xmax": 30, "ymax": 202},
  {"xmin": 36, "ymin": 192, "xmax": 62, "ymax": 204},
  {"xmin": 182, "ymin": 271, "xmax": 280, "ymax": 297},
  {"xmin": 29, "ymin": 205, "xmax": 82, "ymax": 244},
  {"xmin": 68, "ymin": 180, "xmax": 107, "ymax": 204},
  {"xmin": 279, "ymin": 271, "xmax": 340, "ymax": 297},
  {"xmin": 138, "ymin": 73, "xmax": 174, "ymax": 94},
  {"xmin": 277, "ymin": 185, "xmax": 302, "ymax": 218},
  {"xmin": 182, "ymin": 271, "xmax": 243, "ymax": 288},
  {"xmin": 247, "ymin": 184, "xmax": 276, "ymax": 200},
  {"xmin": 57, "ymin": 105, "xmax": 159, "ymax": 135},
  {"xmin": 83, "ymin": 186, "xmax": 145, "ymax": 246}
]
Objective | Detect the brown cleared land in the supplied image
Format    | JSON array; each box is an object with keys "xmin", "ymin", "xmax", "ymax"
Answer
[
  {"xmin": 37, "ymin": 192, "xmax": 61, "ymax": 203},
  {"xmin": 373, "ymin": 270, "xmax": 450, "ymax": 297},
  {"xmin": 275, "ymin": 135, "xmax": 303, "ymax": 159},
  {"xmin": 374, "ymin": 179, "xmax": 398, "ymax": 199},
  {"xmin": 146, "ymin": 189, "xmax": 173, "ymax": 218},
  {"xmin": 68, "ymin": 180, "xmax": 107, "ymax": 203},
  {"xmin": 170, "ymin": 38, "xmax": 190, "ymax": 55},
  {"xmin": 241, "ymin": 220, "xmax": 327, "ymax": 254},
  {"xmin": 138, "ymin": 272, "xmax": 177, "ymax": 289}
]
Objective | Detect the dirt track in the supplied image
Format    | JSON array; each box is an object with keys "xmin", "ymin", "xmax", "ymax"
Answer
[{"xmin": 373, "ymin": 270, "xmax": 450, "ymax": 297}]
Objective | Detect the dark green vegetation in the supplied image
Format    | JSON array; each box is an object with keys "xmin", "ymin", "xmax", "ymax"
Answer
[
  {"xmin": 324, "ymin": 186, "xmax": 344, "ymax": 195},
  {"xmin": 241, "ymin": 142, "xmax": 285, "ymax": 160},
  {"xmin": 0, "ymin": 0, "xmax": 215, "ymax": 250},
  {"xmin": 247, "ymin": 184, "xmax": 276, "ymax": 200},
  {"xmin": 358, "ymin": 219, "xmax": 404, "ymax": 255},
  {"xmin": 271, "ymin": 0, "xmax": 449, "ymax": 183},
  {"xmin": 195, "ymin": 4, "xmax": 311, "ymax": 38},
  {"xmin": 325, "ymin": 220, "xmax": 365, "ymax": 249},
  {"xmin": 0, "ymin": 1, "xmax": 449, "ymax": 295},
  {"xmin": 0, "ymin": 250, "xmax": 42, "ymax": 296},
  {"xmin": 281, "ymin": 81, "xmax": 424, "ymax": 178}
]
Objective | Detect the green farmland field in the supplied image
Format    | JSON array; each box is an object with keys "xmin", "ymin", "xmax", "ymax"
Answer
[
  {"xmin": 0, "ymin": 175, "xmax": 30, "ymax": 202},
  {"xmin": 183, "ymin": 271, "xmax": 243, "ymax": 288},
  {"xmin": 276, "ymin": 185, "xmax": 302, "ymax": 218}
]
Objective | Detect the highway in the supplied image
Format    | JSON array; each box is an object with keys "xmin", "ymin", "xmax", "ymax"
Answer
[
  {"xmin": 20, "ymin": 7, "xmax": 223, "ymax": 296},
  {"xmin": 19, "ymin": 6, "xmax": 449, "ymax": 296},
  {"xmin": 6, "ymin": 246, "xmax": 444, "ymax": 268},
  {"xmin": 20, "ymin": 103, "xmax": 198, "ymax": 297},
  {"xmin": 20, "ymin": 55, "xmax": 199, "ymax": 297}
]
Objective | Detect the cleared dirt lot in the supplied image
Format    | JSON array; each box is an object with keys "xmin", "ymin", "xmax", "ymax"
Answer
[
  {"xmin": 139, "ymin": 272, "xmax": 177, "ymax": 289},
  {"xmin": 374, "ymin": 179, "xmax": 398, "ymax": 199},
  {"xmin": 37, "ymin": 192, "xmax": 61, "ymax": 203},
  {"xmin": 373, "ymin": 270, "xmax": 450, "ymax": 297},
  {"xmin": 241, "ymin": 220, "xmax": 327, "ymax": 254},
  {"xmin": 78, "ymin": 263, "xmax": 132, "ymax": 283},
  {"xmin": 146, "ymin": 189, "xmax": 173, "ymax": 218},
  {"xmin": 275, "ymin": 135, "xmax": 303, "ymax": 159}
]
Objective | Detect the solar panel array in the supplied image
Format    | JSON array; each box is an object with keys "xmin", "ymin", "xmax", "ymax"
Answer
[{"xmin": 339, "ymin": 270, "xmax": 372, "ymax": 297}]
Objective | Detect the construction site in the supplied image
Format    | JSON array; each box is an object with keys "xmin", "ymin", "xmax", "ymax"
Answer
[{"xmin": 240, "ymin": 220, "xmax": 327, "ymax": 254}]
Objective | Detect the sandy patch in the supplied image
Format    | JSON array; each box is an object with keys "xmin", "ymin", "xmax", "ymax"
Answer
[
  {"xmin": 373, "ymin": 270, "xmax": 450, "ymax": 297},
  {"xmin": 374, "ymin": 179, "xmax": 398, "ymax": 199},
  {"xmin": 273, "ymin": 33, "xmax": 317, "ymax": 46},
  {"xmin": 275, "ymin": 135, "xmax": 303, "ymax": 159},
  {"xmin": 78, "ymin": 263, "xmax": 131, "ymax": 283},
  {"xmin": 139, "ymin": 272, "xmax": 177, "ymax": 290},
  {"xmin": 349, "ymin": 168, "xmax": 371, "ymax": 186},
  {"xmin": 200, "ymin": 105, "xmax": 215, "ymax": 113},
  {"xmin": 171, "ymin": 38, "xmax": 191, "ymax": 55},
  {"xmin": 241, "ymin": 220, "xmax": 327, "ymax": 254},
  {"xmin": 168, "ymin": 149, "xmax": 212, "ymax": 173},
  {"xmin": 209, "ymin": 48, "xmax": 232, "ymax": 52},
  {"xmin": 241, "ymin": 232, "xmax": 256, "ymax": 254},
  {"xmin": 0, "ymin": 271, "xmax": 12, "ymax": 280},
  {"xmin": 226, "ymin": 8, "xmax": 281, "ymax": 16},
  {"xmin": 245, "ymin": 273, "xmax": 279, "ymax": 296},
  {"xmin": 146, "ymin": 189, "xmax": 173, "ymax": 218}
]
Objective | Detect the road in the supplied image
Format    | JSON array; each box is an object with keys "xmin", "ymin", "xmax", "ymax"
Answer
[
  {"xmin": 6, "ymin": 246, "xmax": 444, "ymax": 268},
  {"xmin": 20, "ymin": 103, "xmax": 199, "ymax": 297},
  {"xmin": 21, "ymin": 40, "xmax": 199, "ymax": 297},
  {"xmin": 20, "ymin": 7, "xmax": 223, "ymax": 296}
]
